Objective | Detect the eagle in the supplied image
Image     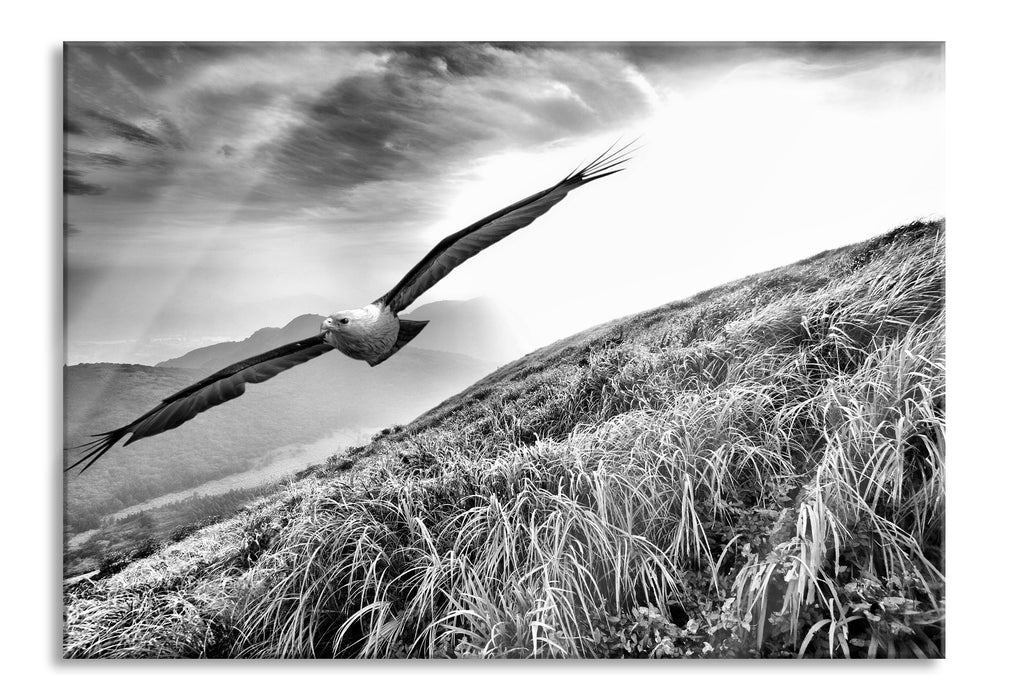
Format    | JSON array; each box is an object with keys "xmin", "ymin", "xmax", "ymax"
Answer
[{"xmin": 67, "ymin": 143, "xmax": 633, "ymax": 472}]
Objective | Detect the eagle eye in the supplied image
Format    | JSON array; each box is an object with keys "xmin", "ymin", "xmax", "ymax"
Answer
[{"xmin": 339, "ymin": 318, "xmax": 349, "ymax": 325}]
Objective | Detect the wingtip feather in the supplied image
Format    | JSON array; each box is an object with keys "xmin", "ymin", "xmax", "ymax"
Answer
[
  {"xmin": 566, "ymin": 137, "xmax": 641, "ymax": 185},
  {"xmin": 65, "ymin": 429, "xmax": 127, "ymax": 473}
]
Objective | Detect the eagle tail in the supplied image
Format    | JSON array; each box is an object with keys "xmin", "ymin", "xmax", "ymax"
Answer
[{"xmin": 367, "ymin": 319, "xmax": 429, "ymax": 367}]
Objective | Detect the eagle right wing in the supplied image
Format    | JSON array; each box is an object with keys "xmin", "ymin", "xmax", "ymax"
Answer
[{"xmin": 376, "ymin": 141, "xmax": 634, "ymax": 314}]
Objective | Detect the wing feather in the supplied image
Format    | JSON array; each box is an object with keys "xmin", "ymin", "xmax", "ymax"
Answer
[
  {"xmin": 66, "ymin": 335, "xmax": 333, "ymax": 472},
  {"xmin": 377, "ymin": 141, "xmax": 635, "ymax": 313}
]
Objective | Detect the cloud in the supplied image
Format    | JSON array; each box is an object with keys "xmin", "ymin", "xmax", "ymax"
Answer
[
  {"xmin": 257, "ymin": 44, "xmax": 652, "ymax": 213},
  {"xmin": 64, "ymin": 169, "xmax": 107, "ymax": 196},
  {"xmin": 64, "ymin": 117, "xmax": 85, "ymax": 135},
  {"xmin": 62, "ymin": 43, "xmax": 657, "ymax": 227},
  {"xmin": 619, "ymin": 42, "xmax": 944, "ymax": 95},
  {"xmin": 75, "ymin": 151, "xmax": 129, "ymax": 167},
  {"xmin": 157, "ymin": 116, "xmax": 188, "ymax": 150},
  {"xmin": 83, "ymin": 109, "xmax": 165, "ymax": 147},
  {"xmin": 62, "ymin": 151, "xmax": 135, "ymax": 198},
  {"xmin": 61, "ymin": 42, "xmax": 940, "ymax": 233}
]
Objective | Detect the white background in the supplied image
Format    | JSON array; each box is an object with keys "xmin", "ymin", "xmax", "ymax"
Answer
[{"xmin": 3, "ymin": 0, "xmax": 1005, "ymax": 696}]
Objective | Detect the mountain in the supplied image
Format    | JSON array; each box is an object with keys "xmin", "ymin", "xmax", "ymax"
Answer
[
  {"xmin": 157, "ymin": 314, "xmax": 326, "ymax": 370},
  {"xmin": 403, "ymin": 298, "xmax": 527, "ymax": 362},
  {"xmin": 157, "ymin": 298, "xmax": 525, "ymax": 371},
  {"xmin": 64, "ymin": 221, "xmax": 945, "ymax": 659},
  {"xmin": 65, "ymin": 344, "xmax": 495, "ymax": 537}
]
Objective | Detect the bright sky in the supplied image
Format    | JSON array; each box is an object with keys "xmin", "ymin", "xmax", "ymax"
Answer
[{"xmin": 64, "ymin": 42, "xmax": 943, "ymax": 364}]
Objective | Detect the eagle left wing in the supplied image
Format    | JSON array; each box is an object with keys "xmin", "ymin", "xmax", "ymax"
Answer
[{"xmin": 66, "ymin": 335, "xmax": 333, "ymax": 473}]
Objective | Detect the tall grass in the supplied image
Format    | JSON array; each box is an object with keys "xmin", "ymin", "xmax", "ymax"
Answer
[{"xmin": 64, "ymin": 221, "xmax": 945, "ymax": 658}]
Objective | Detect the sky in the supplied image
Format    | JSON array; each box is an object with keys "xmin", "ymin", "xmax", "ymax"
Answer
[{"xmin": 64, "ymin": 42, "xmax": 944, "ymax": 365}]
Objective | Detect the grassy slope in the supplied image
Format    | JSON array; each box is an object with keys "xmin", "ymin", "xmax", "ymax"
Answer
[{"xmin": 64, "ymin": 221, "xmax": 945, "ymax": 659}]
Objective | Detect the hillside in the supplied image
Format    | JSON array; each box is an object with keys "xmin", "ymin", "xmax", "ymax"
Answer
[{"xmin": 63, "ymin": 221, "xmax": 945, "ymax": 659}]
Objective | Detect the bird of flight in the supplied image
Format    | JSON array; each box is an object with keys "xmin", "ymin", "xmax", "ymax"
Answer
[{"xmin": 67, "ymin": 142, "xmax": 634, "ymax": 473}]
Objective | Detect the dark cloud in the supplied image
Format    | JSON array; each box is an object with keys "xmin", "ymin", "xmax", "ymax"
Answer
[
  {"xmin": 79, "ymin": 151, "xmax": 129, "ymax": 167},
  {"xmin": 619, "ymin": 41, "xmax": 943, "ymax": 82},
  {"xmin": 191, "ymin": 83, "xmax": 276, "ymax": 118},
  {"xmin": 64, "ymin": 169, "xmax": 107, "ymax": 196},
  {"xmin": 83, "ymin": 109, "xmax": 164, "ymax": 147},
  {"xmin": 65, "ymin": 42, "xmax": 939, "ymax": 226},
  {"xmin": 375, "ymin": 43, "xmax": 505, "ymax": 77},
  {"xmin": 66, "ymin": 42, "xmax": 255, "ymax": 93},
  {"xmin": 782, "ymin": 41, "xmax": 942, "ymax": 59},
  {"xmin": 64, "ymin": 117, "xmax": 84, "ymax": 135},
  {"xmin": 261, "ymin": 44, "xmax": 651, "ymax": 200},
  {"xmin": 788, "ymin": 43, "xmax": 944, "ymax": 80},
  {"xmin": 157, "ymin": 117, "xmax": 188, "ymax": 150},
  {"xmin": 64, "ymin": 43, "xmax": 655, "ymax": 223}
]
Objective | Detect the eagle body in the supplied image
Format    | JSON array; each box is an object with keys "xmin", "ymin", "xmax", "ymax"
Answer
[{"xmin": 322, "ymin": 303, "xmax": 400, "ymax": 362}]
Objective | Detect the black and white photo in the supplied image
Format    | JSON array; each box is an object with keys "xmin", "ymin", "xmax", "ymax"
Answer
[{"xmin": 62, "ymin": 41, "xmax": 944, "ymax": 660}]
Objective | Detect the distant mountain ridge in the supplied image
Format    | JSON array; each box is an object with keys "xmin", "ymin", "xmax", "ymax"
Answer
[
  {"xmin": 159, "ymin": 298, "xmax": 526, "ymax": 370},
  {"xmin": 157, "ymin": 314, "xmax": 325, "ymax": 370}
]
